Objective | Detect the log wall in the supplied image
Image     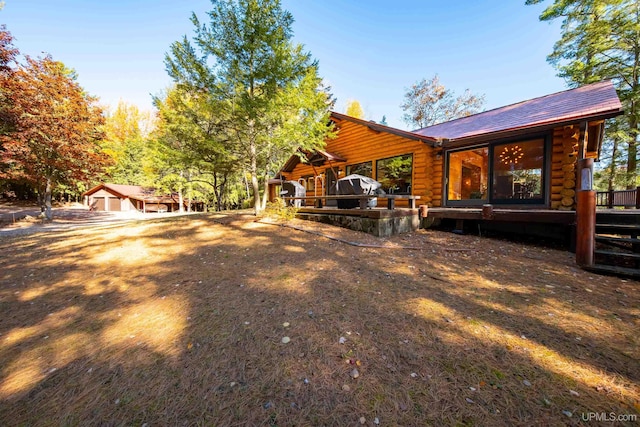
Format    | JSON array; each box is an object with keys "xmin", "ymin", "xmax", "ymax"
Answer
[
  {"xmin": 283, "ymin": 122, "xmax": 583, "ymax": 210},
  {"xmin": 283, "ymin": 120, "xmax": 434, "ymax": 208},
  {"xmin": 550, "ymin": 124, "xmax": 580, "ymax": 210},
  {"xmin": 430, "ymin": 150, "xmax": 443, "ymax": 207}
]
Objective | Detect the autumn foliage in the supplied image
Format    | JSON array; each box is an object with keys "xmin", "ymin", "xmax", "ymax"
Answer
[{"xmin": 0, "ymin": 26, "xmax": 108, "ymax": 216}]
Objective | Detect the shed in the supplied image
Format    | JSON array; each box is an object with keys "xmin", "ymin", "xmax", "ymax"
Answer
[{"xmin": 82, "ymin": 183, "xmax": 204, "ymax": 213}]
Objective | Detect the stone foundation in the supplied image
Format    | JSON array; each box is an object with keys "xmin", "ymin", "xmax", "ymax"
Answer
[{"xmin": 295, "ymin": 208, "xmax": 419, "ymax": 237}]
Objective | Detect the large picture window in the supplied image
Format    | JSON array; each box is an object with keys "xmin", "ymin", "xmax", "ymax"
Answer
[
  {"xmin": 492, "ymin": 139, "xmax": 544, "ymax": 202},
  {"xmin": 447, "ymin": 147, "xmax": 489, "ymax": 203},
  {"xmin": 346, "ymin": 161, "xmax": 372, "ymax": 177},
  {"xmin": 445, "ymin": 137, "xmax": 547, "ymax": 206},
  {"xmin": 376, "ymin": 154, "xmax": 412, "ymax": 194}
]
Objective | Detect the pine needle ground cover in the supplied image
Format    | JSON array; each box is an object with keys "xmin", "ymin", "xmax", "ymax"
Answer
[{"xmin": 0, "ymin": 213, "xmax": 638, "ymax": 426}]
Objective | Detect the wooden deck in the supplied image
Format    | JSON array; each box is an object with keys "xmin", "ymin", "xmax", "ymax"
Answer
[{"xmin": 424, "ymin": 207, "xmax": 576, "ymax": 224}]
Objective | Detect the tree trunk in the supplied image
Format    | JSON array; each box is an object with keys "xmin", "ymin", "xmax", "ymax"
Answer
[
  {"xmin": 44, "ymin": 177, "xmax": 53, "ymax": 221},
  {"xmin": 212, "ymin": 172, "xmax": 222, "ymax": 212},
  {"xmin": 261, "ymin": 172, "xmax": 269, "ymax": 210},
  {"xmin": 250, "ymin": 143, "xmax": 261, "ymax": 215},
  {"xmin": 628, "ymin": 112, "xmax": 638, "ymax": 189},
  {"xmin": 244, "ymin": 172, "xmax": 250, "ymax": 200},
  {"xmin": 628, "ymin": 39, "xmax": 640, "ymax": 188},
  {"xmin": 187, "ymin": 180, "xmax": 192, "ymax": 213},
  {"xmin": 37, "ymin": 191, "xmax": 44, "ymax": 213},
  {"xmin": 251, "ymin": 171, "xmax": 261, "ymax": 214},
  {"xmin": 608, "ymin": 139, "xmax": 619, "ymax": 192},
  {"xmin": 219, "ymin": 174, "xmax": 228, "ymax": 211}
]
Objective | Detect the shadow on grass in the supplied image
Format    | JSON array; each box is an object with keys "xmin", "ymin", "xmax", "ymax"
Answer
[{"xmin": 0, "ymin": 213, "xmax": 637, "ymax": 426}]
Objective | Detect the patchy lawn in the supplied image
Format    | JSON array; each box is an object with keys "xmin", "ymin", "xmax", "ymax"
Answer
[{"xmin": 0, "ymin": 213, "xmax": 638, "ymax": 426}]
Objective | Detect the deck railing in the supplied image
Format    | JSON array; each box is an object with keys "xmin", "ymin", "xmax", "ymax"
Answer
[{"xmin": 596, "ymin": 186, "xmax": 640, "ymax": 208}]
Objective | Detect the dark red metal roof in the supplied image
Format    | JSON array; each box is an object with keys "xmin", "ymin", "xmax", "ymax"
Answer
[
  {"xmin": 316, "ymin": 150, "xmax": 346, "ymax": 162},
  {"xmin": 280, "ymin": 149, "xmax": 347, "ymax": 172},
  {"xmin": 413, "ymin": 80, "xmax": 623, "ymax": 142}
]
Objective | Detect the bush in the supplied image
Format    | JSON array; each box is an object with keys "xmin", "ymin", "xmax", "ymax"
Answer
[{"xmin": 263, "ymin": 198, "xmax": 298, "ymax": 222}]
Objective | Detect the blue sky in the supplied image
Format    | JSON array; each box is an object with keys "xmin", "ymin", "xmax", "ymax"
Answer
[{"xmin": 2, "ymin": 0, "xmax": 564, "ymax": 130}]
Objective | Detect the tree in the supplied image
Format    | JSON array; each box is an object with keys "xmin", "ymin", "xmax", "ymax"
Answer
[
  {"xmin": 0, "ymin": 55, "xmax": 107, "ymax": 219},
  {"xmin": 380, "ymin": 115, "xmax": 388, "ymax": 126},
  {"xmin": 527, "ymin": 0, "xmax": 640, "ymax": 189},
  {"xmin": 101, "ymin": 101, "xmax": 152, "ymax": 185},
  {"xmin": 153, "ymin": 85, "xmax": 237, "ymax": 211},
  {"xmin": 345, "ymin": 99, "xmax": 364, "ymax": 119},
  {"xmin": 164, "ymin": 0, "xmax": 333, "ymax": 215},
  {"xmin": 0, "ymin": 26, "xmax": 18, "ymax": 138},
  {"xmin": 401, "ymin": 74, "xmax": 485, "ymax": 129},
  {"xmin": 594, "ymin": 118, "xmax": 628, "ymax": 190}
]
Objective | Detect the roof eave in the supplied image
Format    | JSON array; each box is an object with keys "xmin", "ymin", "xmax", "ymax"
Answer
[
  {"xmin": 102, "ymin": 185, "xmax": 130, "ymax": 199},
  {"xmin": 439, "ymin": 109, "xmax": 623, "ymax": 149},
  {"xmin": 81, "ymin": 183, "xmax": 128, "ymax": 199},
  {"xmin": 81, "ymin": 184, "xmax": 105, "ymax": 197},
  {"xmin": 330, "ymin": 111, "xmax": 439, "ymax": 146}
]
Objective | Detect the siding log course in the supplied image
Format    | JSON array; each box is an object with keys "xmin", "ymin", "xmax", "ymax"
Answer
[{"xmin": 283, "ymin": 119, "xmax": 434, "ymax": 207}]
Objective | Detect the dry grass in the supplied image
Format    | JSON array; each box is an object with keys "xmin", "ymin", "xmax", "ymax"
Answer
[{"xmin": 0, "ymin": 212, "xmax": 638, "ymax": 426}]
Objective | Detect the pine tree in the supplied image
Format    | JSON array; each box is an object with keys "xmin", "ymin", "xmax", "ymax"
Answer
[
  {"xmin": 164, "ymin": 0, "xmax": 333, "ymax": 214},
  {"xmin": 528, "ymin": 0, "xmax": 640, "ymax": 189}
]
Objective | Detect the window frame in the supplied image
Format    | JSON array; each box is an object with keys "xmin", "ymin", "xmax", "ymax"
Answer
[
  {"xmin": 490, "ymin": 137, "xmax": 549, "ymax": 205},
  {"xmin": 375, "ymin": 153, "xmax": 413, "ymax": 195},
  {"xmin": 346, "ymin": 161, "xmax": 373, "ymax": 178},
  {"xmin": 444, "ymin": 144, "xmax": 490, "ymax": 207},
  {"xmin": 443, "ymin": 133, "xmax": 551, "ymax": 207}
]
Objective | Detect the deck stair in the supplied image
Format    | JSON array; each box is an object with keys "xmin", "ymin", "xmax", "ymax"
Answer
[{"xmin": 587, "ymin": 211, "xmax": 640, "ymax": 278}]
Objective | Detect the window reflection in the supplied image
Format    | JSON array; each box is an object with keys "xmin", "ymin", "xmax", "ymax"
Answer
[
  {"xmin": 447, "ymin": 147, "xmax": 489, "ymax": 201},
  {"xmin": 492, "ymin": 139, "xmax": 544, "ymax": 201},
  {"xmin": 346, "ymin": 161, "xmax": 372, "ymax": 177},
  {"xmin": 376, "ymin": 154, "xmax": 412, "ymax": 194}
]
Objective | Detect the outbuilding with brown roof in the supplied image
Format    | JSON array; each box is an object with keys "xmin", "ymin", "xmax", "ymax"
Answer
[{"xmin": 82, "ymin": 183, "xmax": 203, "ymax": 213}]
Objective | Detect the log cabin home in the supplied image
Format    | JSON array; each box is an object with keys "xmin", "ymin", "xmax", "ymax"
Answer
[{"xmin": 271, "ymin": 81, "xmax": 623, "ymax": 241}]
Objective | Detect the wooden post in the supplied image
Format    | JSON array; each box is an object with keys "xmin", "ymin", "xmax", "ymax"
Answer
[
  {"xmin": 481, "ymin": 204, "xmax": 494, "ymax": 220},
  {"xmin": 418, "ymin": 204, "xmax": 428, "ymax": 218},
  {"xmin": 636, "ymin": 186, "xmax": 640, "ymax": 209},
  {"xmin": 576, "ymin": 158, "xmax": 595, "ymax": 267}
]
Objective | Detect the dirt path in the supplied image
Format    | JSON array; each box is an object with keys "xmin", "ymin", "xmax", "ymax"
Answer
[{"xmin": 0, "ymin": 202, "xmax": 202, "ymax": 238}]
